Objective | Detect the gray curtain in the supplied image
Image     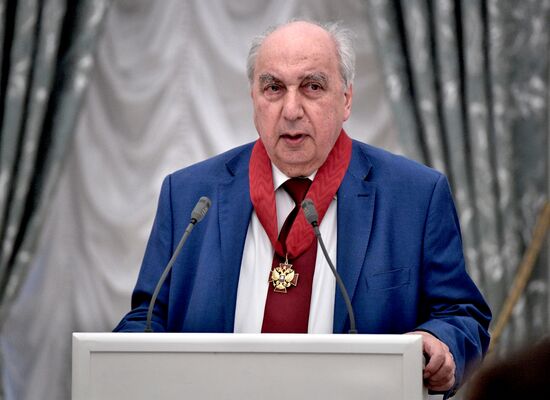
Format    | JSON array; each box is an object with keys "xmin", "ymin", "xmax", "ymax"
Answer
[
  {"xmin": 0, "ymin": 2, "xmax": 400, "ymax": 399},
  {"xmin": 0, "ymin": 0, "xmax": 110, "ymax": 395},
  {"xmin": 366, "ymin": 0, "xmax": 549, "ymax": 359}
]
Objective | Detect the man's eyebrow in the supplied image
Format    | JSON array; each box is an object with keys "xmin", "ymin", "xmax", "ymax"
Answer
[
  {"xmin": 258, "ymin": 73, "xmax": 280, "ymax": 85},
  {"xmin": 304, "ymin": 73, "xmax": 329, "ymax": 85},
  {"xmin": 258, "ymin": 72, "xmax": 329, "ymax": 86}
]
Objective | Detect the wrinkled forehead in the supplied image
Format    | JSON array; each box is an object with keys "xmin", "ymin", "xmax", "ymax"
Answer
[{"xmin": 255, "ymin": 23, "xmax": 339, "ymax": 79}]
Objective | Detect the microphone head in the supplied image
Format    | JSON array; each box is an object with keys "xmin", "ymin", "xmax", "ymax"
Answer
[
  {"xmin": 301, "ymin": 198, "xmax": 318, "ymax": 226},
  {"xmin": 191, "ymin": 196, "xmax": 211, "ymax": 223}
]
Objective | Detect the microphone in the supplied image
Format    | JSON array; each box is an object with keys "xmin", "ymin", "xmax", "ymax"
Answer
[
  {"xmin": 301, "ymin": 198, "xmax": 357, "ymax": 334},
  {"xmin": 144, "ymin": 196, "xmax": 212, "ymax": 332}
]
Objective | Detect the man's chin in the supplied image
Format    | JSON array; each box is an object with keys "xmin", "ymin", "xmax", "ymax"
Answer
[{"xmin": 274, "ymin": 158, "xmax": 318, "ymax": 178}]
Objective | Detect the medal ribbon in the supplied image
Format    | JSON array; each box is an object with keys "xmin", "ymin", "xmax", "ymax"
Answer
[{"xmin": 249, "ymin": 130, "xmax": 352, "ymax": 258}]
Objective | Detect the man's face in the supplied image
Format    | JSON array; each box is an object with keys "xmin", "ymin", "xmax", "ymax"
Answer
[{"xmin": 251, "ymin": 22, "xmax": 353, "ymax": 177}]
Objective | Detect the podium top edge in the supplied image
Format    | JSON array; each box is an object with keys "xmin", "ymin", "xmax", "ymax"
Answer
[{"xmin": 72, "ymin": 332, "xmax": 423, "ymax": 354}]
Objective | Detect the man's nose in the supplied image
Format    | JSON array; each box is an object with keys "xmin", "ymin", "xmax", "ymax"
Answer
[{"xmin": 282, "ymin": 90, "xmax": 304, "ymax": 121}]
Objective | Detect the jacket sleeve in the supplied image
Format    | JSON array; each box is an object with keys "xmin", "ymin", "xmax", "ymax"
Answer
[
  {"xmin": 414, "ymin": 174, "xmax": 492, "ymax": 394},
  {"xmin": 113, "ymin": 175, "xmax": 174, "ymax": 332}
]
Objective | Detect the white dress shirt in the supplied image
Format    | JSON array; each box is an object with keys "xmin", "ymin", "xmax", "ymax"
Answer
[{"xmin": 233, "ymin": 164, "xmax": 337, "ymax": 333}]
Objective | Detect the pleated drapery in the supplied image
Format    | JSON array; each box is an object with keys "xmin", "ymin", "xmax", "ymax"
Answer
[
  {"xmin": 0, "ymin": 1, "xmax": 398, "ymax": 399},
  {"xmin": 0, "ymin": 0, "xmax": 111, "ymax": 398},
  {"xmin": 366, "ymin": 0, "xmax": 549, "ymax": 358}
]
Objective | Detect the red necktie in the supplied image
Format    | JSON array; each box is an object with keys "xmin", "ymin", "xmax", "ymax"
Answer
[{"xmin": 261, "ymin": 178, "xmax": 317, "ymax": 333}]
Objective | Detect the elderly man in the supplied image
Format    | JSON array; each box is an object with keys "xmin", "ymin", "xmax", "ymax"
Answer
[{"xmin": 115, "ymin": 20, "xmax": 491, "ymax": 397}]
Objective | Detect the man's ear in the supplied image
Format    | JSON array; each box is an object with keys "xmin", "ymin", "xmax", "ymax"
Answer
[{"xmin": 343, "ymin": 84, "xmax": 353, "ymax": 121}]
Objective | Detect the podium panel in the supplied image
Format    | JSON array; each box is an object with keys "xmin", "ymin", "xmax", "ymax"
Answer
[{"xmin": 72, "ymin": 333, "xmax": 427, "ymax": 400}]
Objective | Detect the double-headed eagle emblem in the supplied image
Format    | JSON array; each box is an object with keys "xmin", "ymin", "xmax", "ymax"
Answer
[{"xmin": 269, "ymin": 261, "xmax": 299, "ymax": 293}]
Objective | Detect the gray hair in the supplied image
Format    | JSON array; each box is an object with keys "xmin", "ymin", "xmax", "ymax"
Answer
[{"xmin": 246, "ymin": 20, "xmax": 356, "ymax": 89}]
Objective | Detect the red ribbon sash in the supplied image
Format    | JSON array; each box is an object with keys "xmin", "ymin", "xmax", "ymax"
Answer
[{"xmin": 249, "ymin": 130, "xmax": 352, "ymax": 258}]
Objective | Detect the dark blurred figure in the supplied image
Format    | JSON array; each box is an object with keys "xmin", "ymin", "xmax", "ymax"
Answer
[{"xmin": 466, "ymin": 338, "xmax": 550, "ymax": 399}]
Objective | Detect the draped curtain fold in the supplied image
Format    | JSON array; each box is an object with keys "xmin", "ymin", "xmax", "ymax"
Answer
[
  {"xmin": 366, "ymin": 0, "xmax": 549, "ymax": 356},
  {"xmin": 0, "ymin": 1, "xmax": 400, "ymax": 399},
  {"xmin": 0, "ymin": 0, "xmax": 110, "ymax": 397}
]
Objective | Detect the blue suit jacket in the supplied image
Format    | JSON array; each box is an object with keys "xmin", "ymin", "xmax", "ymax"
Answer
[{"xmin": 115, "ymin": 140, "xmax": 491, "ymax": 390}]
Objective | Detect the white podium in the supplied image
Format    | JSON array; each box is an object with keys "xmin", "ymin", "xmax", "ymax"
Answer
[{"xmin": 72, "ymin": 333, "xmax": 427, "ymax": 400}]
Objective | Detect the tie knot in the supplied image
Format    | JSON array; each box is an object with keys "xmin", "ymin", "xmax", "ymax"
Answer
[{"xmin": 282, "ymin": 178, "xmax": 312, "ymax": 204}]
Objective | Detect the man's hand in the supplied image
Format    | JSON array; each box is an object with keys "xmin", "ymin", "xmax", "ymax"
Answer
[{"xmin": 407, "ymin": 331, "xmax": 456, "ymax": 392}]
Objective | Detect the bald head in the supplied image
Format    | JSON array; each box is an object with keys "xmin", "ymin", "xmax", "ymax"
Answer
[
  {"xmin": 260, "ymin": 21, "xmax": 338, "ymax": 60},
  {"xmin": 247, "ymin": 20, "xmax": 355, "ymax": 89}
]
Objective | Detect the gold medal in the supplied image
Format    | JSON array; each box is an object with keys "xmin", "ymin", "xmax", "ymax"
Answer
[{"xmin": 268, "ymin": 255, "xmax": 299, "ymax": 293}]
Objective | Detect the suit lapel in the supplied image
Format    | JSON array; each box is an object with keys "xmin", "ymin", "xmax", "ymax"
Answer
[
  {"xmin": 218, "ymin": 147, "xmax": 254, "ymax": 332},
  {"xmin": 214, "ymin": 141, "xmax": 375, "ymax": 333},
  {"xmin": 333, "ymin": 143, "xmax": 376, "ymax": 333}
]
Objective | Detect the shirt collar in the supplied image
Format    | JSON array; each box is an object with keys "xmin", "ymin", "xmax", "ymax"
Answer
[{"xmin": 271, "ymin": 163, "xmax": 317, "ymax": 191}]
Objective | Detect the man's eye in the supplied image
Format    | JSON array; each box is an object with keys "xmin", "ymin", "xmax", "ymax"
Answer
[
  {"xmin": 265, "ymin": 85, "xmax": 281, "ymax": 92},
  {"xmin": 305, "ymin": 82, "xmax": 323, "ymax": 91}
]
